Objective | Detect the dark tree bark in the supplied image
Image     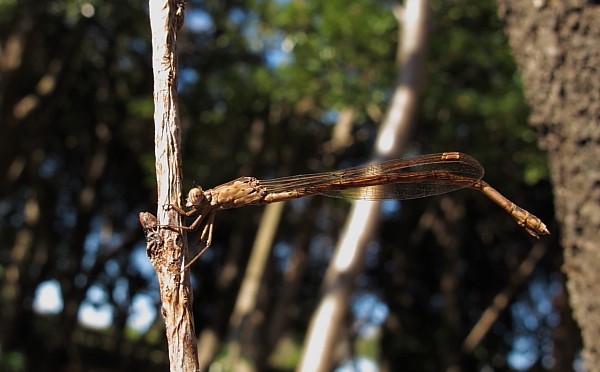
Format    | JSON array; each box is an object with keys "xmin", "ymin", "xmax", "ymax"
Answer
[{"xmin": 496, "ymin": 0, "xmax": 599, "ymax": 368}]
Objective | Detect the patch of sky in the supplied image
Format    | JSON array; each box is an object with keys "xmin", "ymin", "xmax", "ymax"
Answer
[
  {"xmin": 351, "ymin": 292, "xmax": 389, "ymax": 331},
  {"xmin": 380, "ymin": 199, "xmax": 400, "ymax": 218},
  {"xmin": 290, "ymin": 195, "xmax": 310, "ymax": 210},
  {"xmin": 130, "ymin": 243, "xmax": 158, "ymax": 280},
  {"xmin": 573, "ymin": 355, "xmax": 586, "ymax": 372},
  {"xmin": 321, "ymin": 109, "xmax": 339, "ymax": 125},
  {"xmin": 180, "ymin": 68, "xmax": 199, "ymax": 87},
  {"xmin": 273, "ymin": 241, "xmax": 293, "ymax": 272},
  {"xmin": 54, "ymin": 194, "xmax": 77, "ymax": 231},
  {"xmin": 79, "ymin": 301, "xmax": 113, "ymax": 329},
  {"xmin": 31, "ymin": 234, "xmax": 160, "ymax": 332},
  {"xmin": 186, "ymin": 9, "xmax": 214, "ymax": 33},
  {"xmin": 82, "ymin": 216, "xmax": 122, "ymax": 270},
  {"xmin": 265, "ymin": 47, "xmax": 292, "ymax": 68},
  {"xmin": 335, "ymin": 357, "xmax": 378, "ymax": 372},
  {"xmin": 130, "ymin": 37, "xmax": 147, "ymax": 54},
  {"xmin": 308, "ymin": 233, "xmax": 335, "ymax": 263},
  {"xmin": 33, "ymin": 280, "xmax": 63, "ymax": 314},
  {"xmin": 363, "ymin": 241, "xmax": 381, "ymax": 270},
  {"xmin": 228, "ymin": 7, "xmax": 246, "ymax": 25},
  {"xmin": 127, "ymin": 294, "xmax": 157, "ymax": 333},
  {"xmin": 113, "ymin": 277, "xmax": 130, "ymax": 305},
  {"xmin": 39, "ymin": 154, "xmax": 60, "ymax": 179},
  {"xmin": 117, "ymin": 54, "xmax": 133, "ymax": 71},
  {"xmin": 79, "ymin": 285, "xmax": 113, "ymax": 329},
  {"xmin": 508, "ymin": 335, "xmax": 539, "ymax": 371},
  {"xmin": 232, "ymin": 9, "xmax": 291, "ymax": 69},
  {"xmin": 508, "ymin": 272, "xmax": 562, "ymax": 370}
]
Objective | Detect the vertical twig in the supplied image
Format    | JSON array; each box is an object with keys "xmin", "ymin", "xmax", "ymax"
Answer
[{"xmin": 144, "ymin": 0, "xmax": 199, "ymax": 370}]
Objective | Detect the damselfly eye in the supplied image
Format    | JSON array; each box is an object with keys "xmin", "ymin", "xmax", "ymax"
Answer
[{"xmin": 186, "ymin": 187, "xmax": 204, "ymax": 207}]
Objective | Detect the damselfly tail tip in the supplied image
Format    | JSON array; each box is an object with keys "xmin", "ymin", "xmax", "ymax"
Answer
[{"xmin": 524, "ymin": 221, "xmax": 550, "ymax": 239}]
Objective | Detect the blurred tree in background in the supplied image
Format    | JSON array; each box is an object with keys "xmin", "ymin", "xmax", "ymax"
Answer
[{"xmin": 0, "ymin": 0, "xmax": 580, "ymax": 370}]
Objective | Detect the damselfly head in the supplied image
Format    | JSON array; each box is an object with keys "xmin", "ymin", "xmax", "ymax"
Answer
[{"xmin": 186, "ymin": 187, "xmax": 205, "ymax": 207}]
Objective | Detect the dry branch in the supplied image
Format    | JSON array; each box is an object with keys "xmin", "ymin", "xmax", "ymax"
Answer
[{"xmin": 141, "ymin": 0, "xmax": 199, "ymax": 370}]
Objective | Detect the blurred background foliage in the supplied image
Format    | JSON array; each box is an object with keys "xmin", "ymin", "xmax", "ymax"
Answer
[{"xmin": 0, "ymin": 0, "xmax": 574, "ymax": 371}]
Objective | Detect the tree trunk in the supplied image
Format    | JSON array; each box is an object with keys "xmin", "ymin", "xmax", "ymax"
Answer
[
  {"xmin": 223, "ymin": 202, "xmax": 284, "ymax": 371},
  {"xmin": 496, "ymin": 0, "xmax": 600, "ymax": 369},
  {"xmin": 297, "ymin": 0, "xmax": 430, "ymax": 370}
]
